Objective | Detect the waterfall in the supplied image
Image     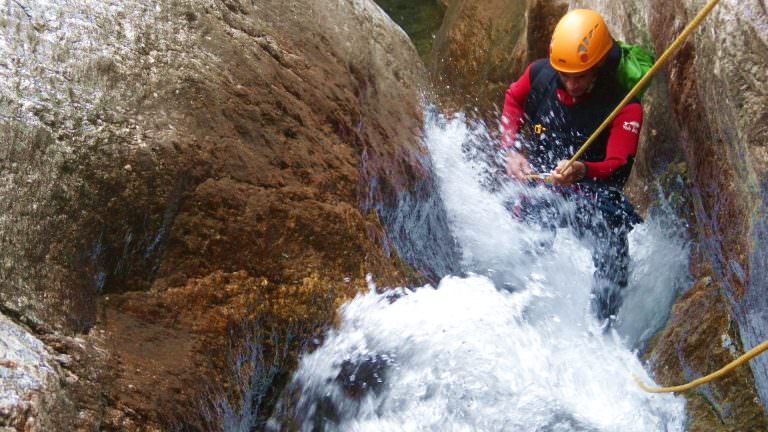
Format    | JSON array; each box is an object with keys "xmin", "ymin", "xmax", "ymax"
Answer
[{"xmin": 268, "ymin": 110, "xmax": 691, "ymax": 431}]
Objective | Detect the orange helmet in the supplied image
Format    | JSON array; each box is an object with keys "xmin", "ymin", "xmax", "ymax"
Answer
[{"xmin": 549, "ymin": 9, "xmax": 613, "ymax": 73}]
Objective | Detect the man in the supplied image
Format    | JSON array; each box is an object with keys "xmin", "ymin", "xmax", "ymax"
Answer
[{"xmin": 500, "ymin": 9, "xmax": 643, "ymax": 324}]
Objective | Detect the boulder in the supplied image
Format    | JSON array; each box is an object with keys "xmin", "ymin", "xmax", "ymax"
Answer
[
  {"xmin": 643, "ymin": 0, "xmax": 768, "ymax": 422},
  {"xmin": 0, "ymin": 0, "xmax": 440, "ymax": 428},
  {"xmin": 647, "ymin": 276, "xmax": 766, "ymax": 431},
  {"xmin": 429, "ymin": 0, "xmax": 568, "ymax": 117}
]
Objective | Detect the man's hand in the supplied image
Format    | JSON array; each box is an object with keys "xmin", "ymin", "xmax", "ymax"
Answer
[
  {"xmin": 551, "ymin": 160, "xmax": 586, "ymax": 186},
  {"xmin": 505, "ymin": 150, "xmax": 533, "ymax": 180}
]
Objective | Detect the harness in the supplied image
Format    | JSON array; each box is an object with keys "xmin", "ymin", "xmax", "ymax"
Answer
[{"xmin": 519, "ymin": 55, "xmax": 642, "ymax": 226}]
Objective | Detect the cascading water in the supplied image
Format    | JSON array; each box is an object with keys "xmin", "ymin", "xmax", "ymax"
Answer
[{"xmin": 268, "ymin": 110, "xmax": 691, "ymax": 431}]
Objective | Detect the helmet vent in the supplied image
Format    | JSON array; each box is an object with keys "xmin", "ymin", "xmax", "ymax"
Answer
[{"xmin": 549, "ymin": 9, "xmax": 612, "ymax": 72}]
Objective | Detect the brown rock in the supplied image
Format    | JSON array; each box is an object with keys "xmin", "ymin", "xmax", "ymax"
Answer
[
  {"xmin": 643, "ymin": 0, "xmax": 768, "ymax": 422},
  {"xmin": 646, "ymin": 275, "xmax": 767, "ymax": 430},
  {"xmin": 430, "ymin": 0, "xmax": 567, "ymax": 117},
  {"xmin": 1, "ymin": 0, "xmax": 434, "ymax": 429}
]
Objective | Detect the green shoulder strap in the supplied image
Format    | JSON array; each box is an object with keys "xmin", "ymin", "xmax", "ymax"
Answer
[{"xmin": 616, "ymin": 41, "xmax": 655, "ymax": 98}]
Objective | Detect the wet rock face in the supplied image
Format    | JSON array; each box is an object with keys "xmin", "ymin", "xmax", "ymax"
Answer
[
  {"xmin": 1, "ymin": 0, "xmax": 433, "ymax": 429},
  {"xmin": 643, "ymin": 0, "xmax": 768, "ymax": 419},
  {"xmin": 1, "ymin": 0, "xmax": 426, "ymax": 333},
  {"xmin": 429, "ymin": 0, "xmax": 567, "ymax": 116},
  {"xmin": 0, "ymin": 314, "xmax": 85, "ymax": 431},
  {"xmin": 647, "ymin": 276, "xmax": 767, "ymax": 431}
]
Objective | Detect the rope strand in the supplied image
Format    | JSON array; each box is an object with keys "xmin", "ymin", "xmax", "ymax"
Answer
[{"xmin": 635, "ymin": 340, "xmax": 768, "ymax": 393}]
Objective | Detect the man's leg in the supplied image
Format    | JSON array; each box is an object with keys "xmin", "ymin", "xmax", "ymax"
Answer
[
  {"xmin": 569, "ymin": 202, "xmax": 630, "ymax": 323},
  {"xmin": 590, "ymin": 225, "xmax": 630, "ymax": 324}
]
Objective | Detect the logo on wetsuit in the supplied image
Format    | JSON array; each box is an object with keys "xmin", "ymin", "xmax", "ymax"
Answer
[{"xmin": 622, "ymin": 121, "xmax": 640, "ymax": 134}]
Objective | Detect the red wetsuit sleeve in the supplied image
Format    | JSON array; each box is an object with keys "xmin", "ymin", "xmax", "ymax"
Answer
[
  {"xmin": 583, "ymin": 102, "xmax": 643, "ymax": 180},
  {"xmin": 500, "ymin": 64, "xmax": 533, "ymax": 149}
]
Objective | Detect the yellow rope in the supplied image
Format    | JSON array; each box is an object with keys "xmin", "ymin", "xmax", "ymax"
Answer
[
  {"xmin": 636, "ymin": 340, "xmax": 768, "ymax": 393},
  {"xmin": 524, "ymin": 173, "xmax": 553, "ymax": 183}
]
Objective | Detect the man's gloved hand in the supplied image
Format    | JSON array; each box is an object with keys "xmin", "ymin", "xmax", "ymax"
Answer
[
  {"xmin": 551, "ymin": 160, "xmax": 586, "ymax": 186},
  {"xmin": 505, "ymin": 150, "xmax": 533, "ymax": 180}
]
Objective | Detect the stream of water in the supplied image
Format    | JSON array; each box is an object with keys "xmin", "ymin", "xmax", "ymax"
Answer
[{"xmin": 269, "ymin": 111, "xmax": 691, "ymax": 431}]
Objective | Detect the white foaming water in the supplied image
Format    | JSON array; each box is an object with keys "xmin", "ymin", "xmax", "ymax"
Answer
[{"xmin": 274, "ymin": 112, "xmax": 689, "ymax": 431}]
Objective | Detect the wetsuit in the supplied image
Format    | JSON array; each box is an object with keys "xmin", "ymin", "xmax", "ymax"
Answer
[{"xmin": 500, "ymin": 43, "xmax": 642, "ymax": 322}]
